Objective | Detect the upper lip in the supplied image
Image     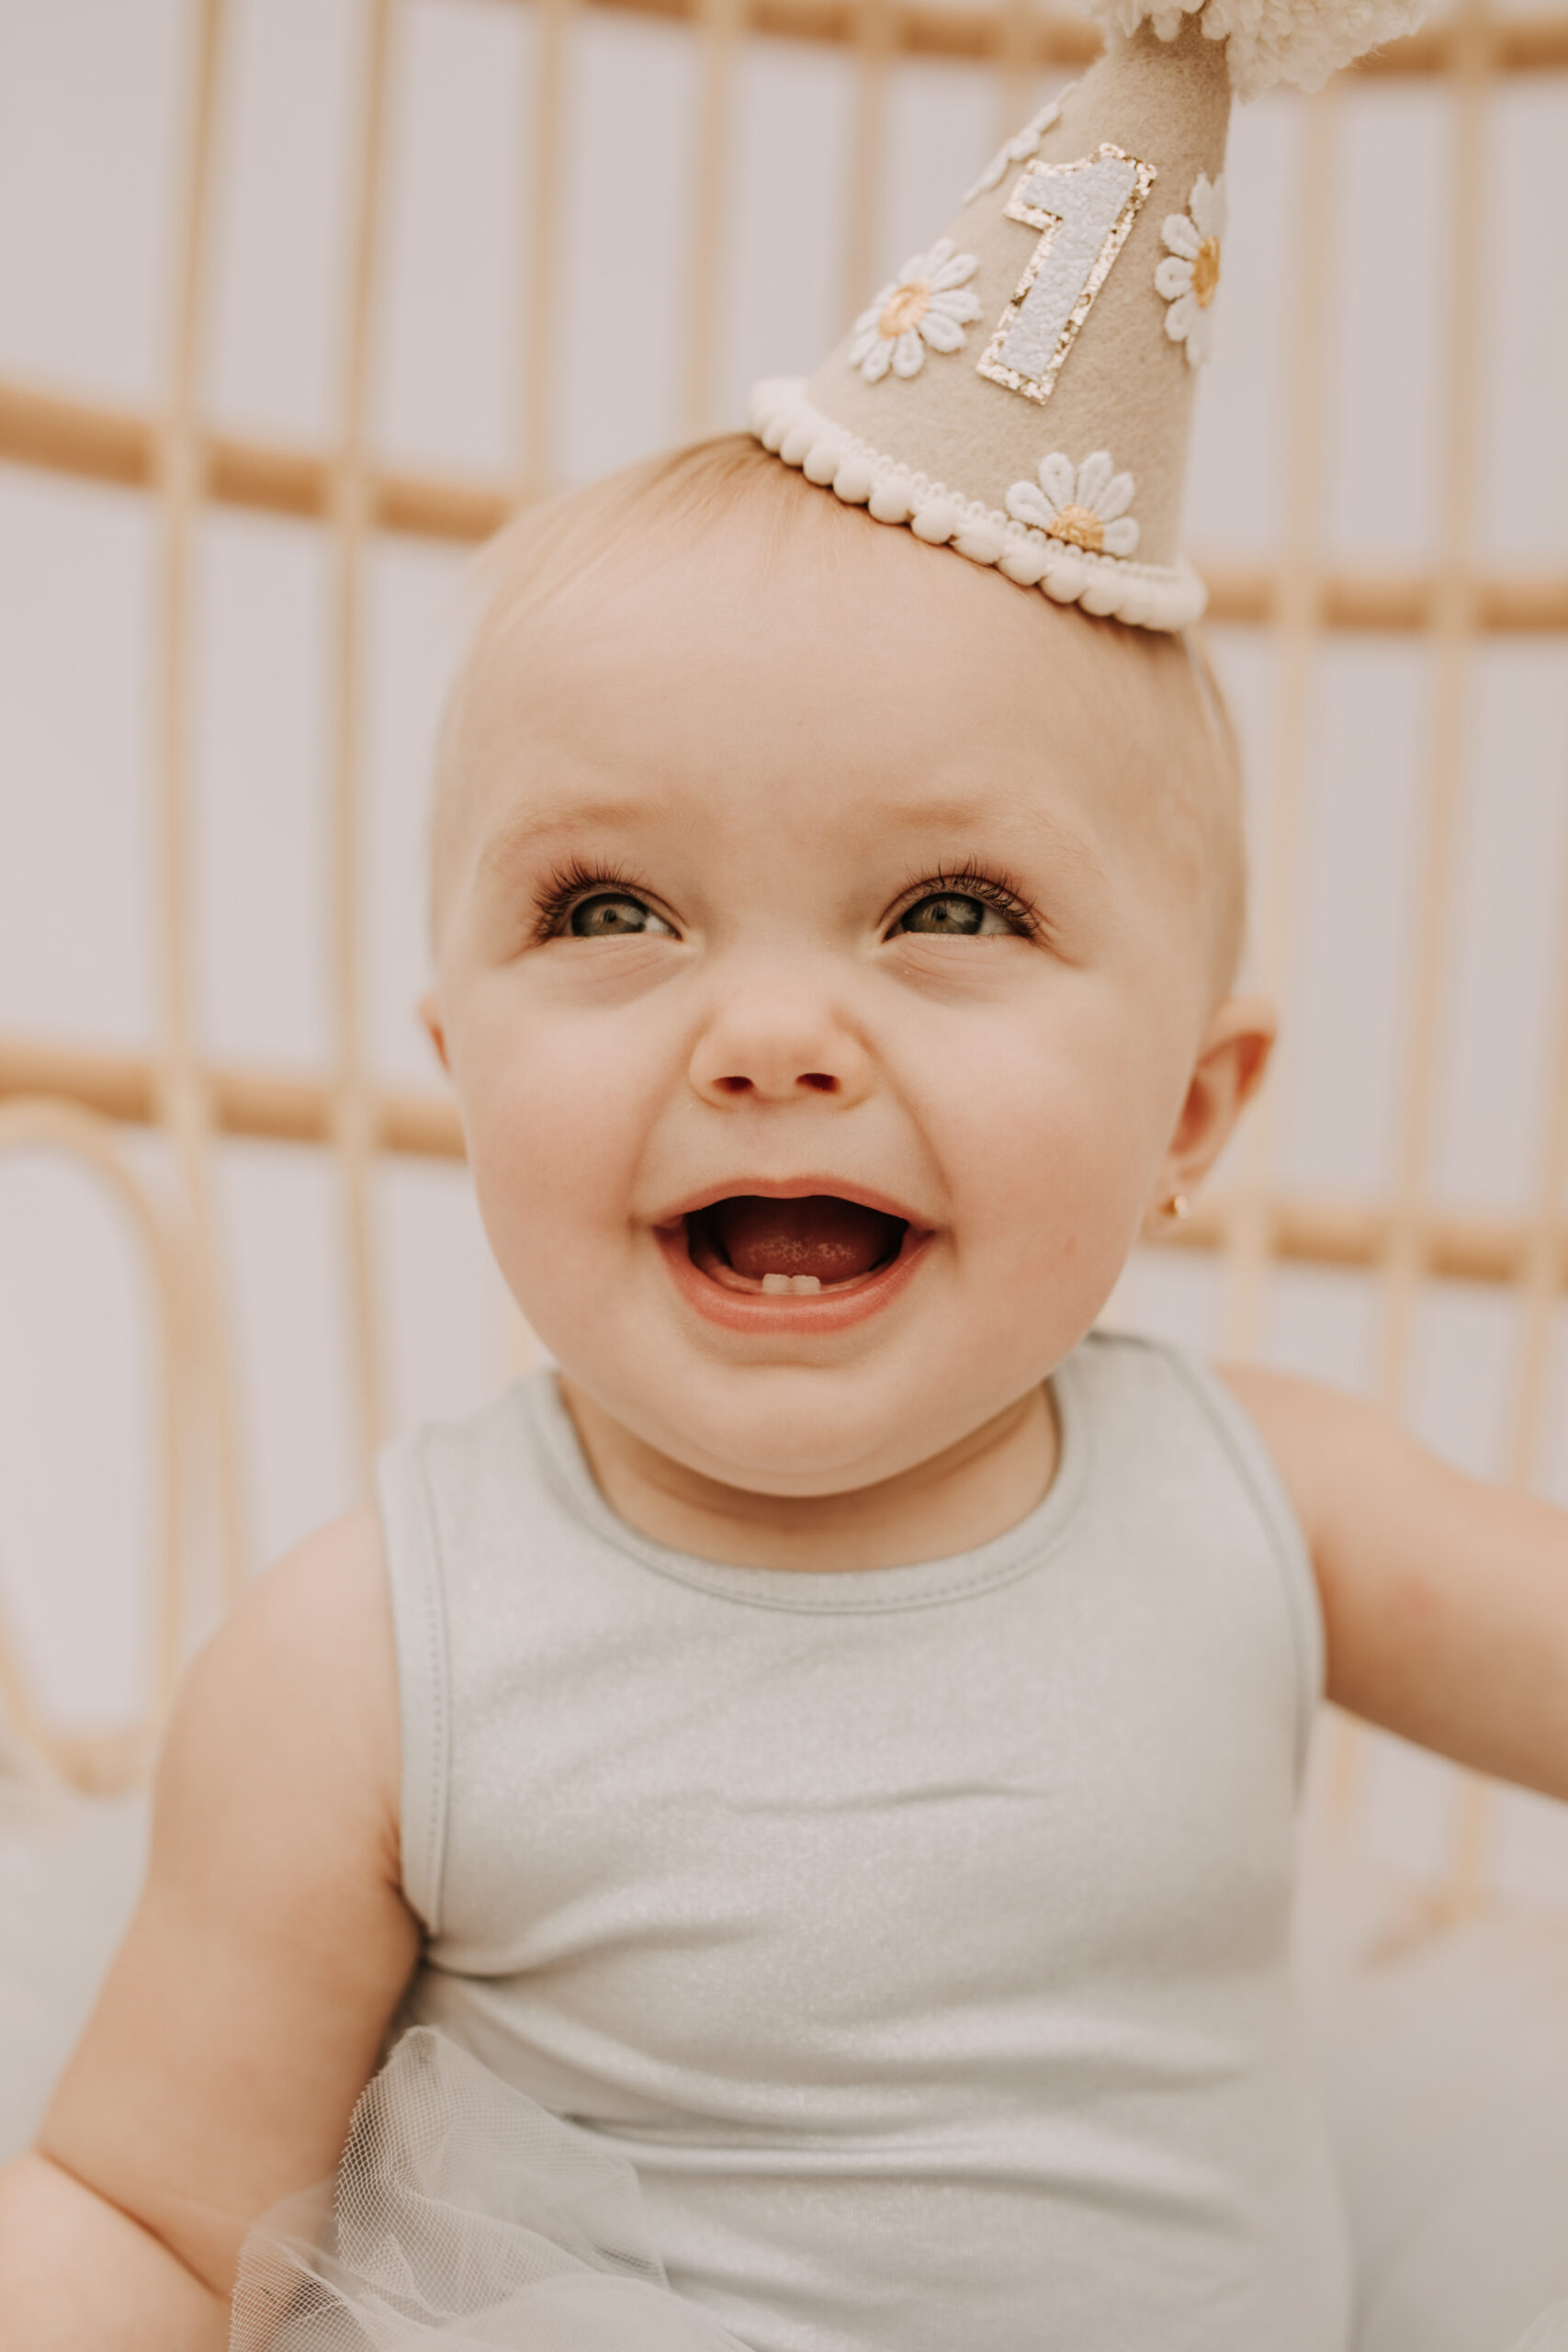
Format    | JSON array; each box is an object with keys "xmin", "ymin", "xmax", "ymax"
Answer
[{"xmin": 652, "ymin": 1176, "xmax": 931, "ymax": 1232}]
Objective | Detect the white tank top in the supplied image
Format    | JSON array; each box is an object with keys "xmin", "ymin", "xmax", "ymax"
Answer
[{"xmin": 378, "ymin": 1329, "xmax": 1352, "ymax": 2351}]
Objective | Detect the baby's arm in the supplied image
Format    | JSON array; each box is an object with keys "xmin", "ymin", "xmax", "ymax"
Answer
[
  {"xmin": 1221, "ymin": 1365, "xmax": 1568, "ymax": 1801},
  {"xmin": 0, "ymin": 1508, "xmax": 421, "ymax": 2348}
]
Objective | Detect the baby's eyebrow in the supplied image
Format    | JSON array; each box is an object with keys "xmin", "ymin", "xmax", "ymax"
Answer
[
  {"xmin": 470, "ymin": 783, "xmax": 1112, "ymax": 902},
  {"xmin": 872, "ymin": 790, "xmax": 1113, "ymax": 896},
  {"xmin": 473, "ymin": 795, "xmax": 675, "ymax": 890}
]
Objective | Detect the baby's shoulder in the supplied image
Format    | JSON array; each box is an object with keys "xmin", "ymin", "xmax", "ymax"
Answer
[
  {"xmin": 170, "ymin": 1504, "xmax": 401, "ymax": 1877},
  {"xmin": 230, "ymin": 1502, "xmax": 390, "ymax": 1659},
  {"xmin": 1211, "ymin": 1360, "xmax": 1393, "ymax": 1566}
]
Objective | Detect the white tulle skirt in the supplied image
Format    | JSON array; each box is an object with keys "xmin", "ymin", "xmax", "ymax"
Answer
[
  {"xmin": 231, "ymin": 2022, "xmax": 1568, "ymax": 2352},
  {"xmin": 230, "ymin": 2028, "xmax": 750, "ymax": 2351}
]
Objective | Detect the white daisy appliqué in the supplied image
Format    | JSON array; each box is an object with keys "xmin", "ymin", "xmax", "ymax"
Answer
[
  {"xmin": 1154, "ymin": 173, "xmax": 1227, "ymax": 368},
  {"xmin": 1005, "ymin": 451, "xmax": 1140, "ymax": 559},
  {"xmin": 848, "ymin": 240, "xmax": 983, "ymax": 384},
  {"xmin": 962, "ymin": 93, "xmax": 1070, "ymax": 208}
]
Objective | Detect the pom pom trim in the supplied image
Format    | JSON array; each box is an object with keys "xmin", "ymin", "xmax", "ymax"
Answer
[
  {"xmin": 747, "ymin": 378, "xmax": 1207, "ymax": 634},
  {"xmin": 1081, "ymin": 0, "xmax": 1427, "ymax": 102}
]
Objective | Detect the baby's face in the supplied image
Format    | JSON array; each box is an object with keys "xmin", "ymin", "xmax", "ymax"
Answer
[{"xmin": 428, "ymin": 506, "xmax": 1225, "ymax": 1497}]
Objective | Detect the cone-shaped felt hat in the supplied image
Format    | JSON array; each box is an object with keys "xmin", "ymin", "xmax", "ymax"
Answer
[{"xmin": 750, "ymin": 0, "xmax": 1423, "ymax": 630}]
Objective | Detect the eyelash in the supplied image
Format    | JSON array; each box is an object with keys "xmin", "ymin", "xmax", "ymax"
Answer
[
  {"xmin": 530, "ymin": 857, "xmax": 666, "ymax": 942},
  {"xmin": 529, "ymin": 856, "xmax": 1043, "ymax": 942},
  {"xmin": 887, "ymin": 860, "xmax": 1043, "ymax": 941}
]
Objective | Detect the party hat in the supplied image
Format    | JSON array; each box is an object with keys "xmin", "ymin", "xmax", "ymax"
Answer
[{"xmin": 750, "ymin": 0, "xmax": 1423, "ymax": 630}]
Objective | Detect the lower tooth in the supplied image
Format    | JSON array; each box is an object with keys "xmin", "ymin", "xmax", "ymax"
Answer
[
  {"xmin": 790, "ymin": 1274, "xmax": 821, "ymax": 1295},
  {"xmin": 761, "ymin": 1273, "xmax": 791, "ymax": 1295}
]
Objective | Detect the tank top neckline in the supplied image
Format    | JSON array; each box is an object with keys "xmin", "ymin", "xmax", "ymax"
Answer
[{"xmin": 520, "ymin": 1338, "xmax": 1095, "ymax": 1614}]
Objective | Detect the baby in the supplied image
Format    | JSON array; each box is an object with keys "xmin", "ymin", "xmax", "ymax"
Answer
[{"xmin": 5, "ymin": 428, "xmax": 1568, "ymax": 2352}]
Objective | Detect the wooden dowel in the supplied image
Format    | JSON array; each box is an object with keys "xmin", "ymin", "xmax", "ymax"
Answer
[
  {"xmin": 375, "ymin": 468, "xmax": 513, "ymax": 540},
  {"xmin": 6, "ymin": 381, "xmax": 1566, "ymax": 630},
  {"xmin": 423, "ymin": 0, "xmax": 1568, "ymax": 75},
  {"xmin": 1218, "ymin": 88, "xmax": 1339, "ymax": 1364},
  {"xmin": 993, "ymin": 0, "xmax": 1040, "ymax": 147},
  {"xmin": 684, "ymin": 0, "xmax": 742, "ymax": 438},
  {"xmin": 9, "ymin": 1035, "xmax": 1568, "ymax": 1282},
  {"xmin": 518, "ymin": 0, "xmax": 574, "ymax": 502},
  {"xmin": 326, "ymin": 0, "xmax": 397, "ymax": 1487},
  {"xmin": 841, "ymin": 0, "xmax": 893, "ymax": 340},
  {"xmin": 0, "ymin": 1039, "xmax": 462, "ymax": 1156},
  {"xmin": 0, "ymin": 1096, "xmax": 187, "ymax": 1780},
  {"xmin": 152, "ymin": 0, "xmax": 254, "ymax": 1636},
  {"xmin": 591, "ymin": 0, "xmax": 1097, "ymax": 63},
  {"xmin": 0, "ymin": 380, "xmax": 151, "ymax": 485},
  {"xmin": 1415, "ymin": 0, "xmax": 1498, "ymax": 1925}
]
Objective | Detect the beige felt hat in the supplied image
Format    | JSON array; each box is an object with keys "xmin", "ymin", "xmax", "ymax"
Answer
[{"xmin": 750, "ymin": 0, "xmax": 1424, "ymax": 631}]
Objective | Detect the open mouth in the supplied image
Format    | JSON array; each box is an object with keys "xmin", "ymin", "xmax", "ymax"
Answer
[{"xmin": 684, "ymin": 1193, "xmax": 911, "ymax": 1297}]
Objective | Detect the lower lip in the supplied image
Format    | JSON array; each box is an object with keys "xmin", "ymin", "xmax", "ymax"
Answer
[{"xmin": 655, "ymin": 1221, "xmax": 931, "ymax": 1335}]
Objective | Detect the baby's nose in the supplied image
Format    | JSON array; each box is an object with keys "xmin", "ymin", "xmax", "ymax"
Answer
[
  {"xmin": 687, "ymin": 979, "xmax": 871, "ymax": 1108},
  {"xmin": 711, "ymin": 1069, "xmax": 838, "ymax": 1097}
]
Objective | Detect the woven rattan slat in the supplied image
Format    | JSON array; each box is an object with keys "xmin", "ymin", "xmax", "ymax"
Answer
[{"xmin": 6, "ymin": 382, "xmax": 1566, "ymax": 628}]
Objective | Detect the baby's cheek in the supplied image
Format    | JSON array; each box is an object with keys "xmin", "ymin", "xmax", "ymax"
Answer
[
  {"xmin": 933, "ymin": 1068, "xmax": 1157, "ymax": 1358},
  {"xmin": 460, "ymin": 1016, "xmax": 657, "ymax": 1282},
  {"xmin": 942, "ymin": 1033, "xmax": 1153, "ymax": 1232}
]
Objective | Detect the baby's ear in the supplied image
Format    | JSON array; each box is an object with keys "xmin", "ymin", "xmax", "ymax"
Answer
[
  {"xmin": 1166, "ymin": 991, "xmax": 1277, "ymax": 1184},
  {"xmin": 419, "ymin": 989, "xmax": 450, "ymax": 1074}
]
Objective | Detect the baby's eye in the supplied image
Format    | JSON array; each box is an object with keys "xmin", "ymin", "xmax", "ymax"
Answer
[
  {"xmin": 895, "ymin": 891, "xmax": 1013, "ymax": 938},
  {"xmin": 569, "ymin": 893, "xmax": 674, "ymax": 939}
]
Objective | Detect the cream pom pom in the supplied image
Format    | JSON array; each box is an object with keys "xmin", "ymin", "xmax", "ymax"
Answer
[{"xmin": 1083, "ymin": 0, "xmax": 1427, "ymax": 100}]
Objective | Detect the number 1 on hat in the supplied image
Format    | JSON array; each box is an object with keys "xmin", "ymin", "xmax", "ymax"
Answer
[{"xmin": 978, "ymin": 144, "xmax": 1157, "ymax": 407}]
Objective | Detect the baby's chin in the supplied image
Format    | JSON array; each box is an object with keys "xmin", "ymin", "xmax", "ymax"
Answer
[
  {"xmin": 632, "ymin": 1395, "xmax": 960, "ymax": 1499},
  {"xmin": 555, "ymin": 1313, "xmax": 1060, "ymax": 1499}
]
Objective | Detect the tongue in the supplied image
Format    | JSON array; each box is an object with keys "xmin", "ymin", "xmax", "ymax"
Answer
[{"xmin": 706, "ymin": 1194, "xmax": 904, "ymax": 1283}]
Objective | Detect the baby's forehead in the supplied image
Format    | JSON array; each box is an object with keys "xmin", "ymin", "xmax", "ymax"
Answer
[
  {"xmin": 456, "ymin": 497, "xmax": 1138, "ymax": 798},
  {"xmin": 436, "ymin": 481, "xmax": 1231, "ymax": 966}
]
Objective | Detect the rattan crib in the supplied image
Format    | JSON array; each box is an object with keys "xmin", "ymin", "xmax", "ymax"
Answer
[{"xmin": 2, "ymin": 2, "xmax": 1568, "ymax": 2339}]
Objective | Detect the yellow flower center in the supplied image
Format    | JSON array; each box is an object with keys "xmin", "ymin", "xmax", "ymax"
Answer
[
  {"xmin": 1191, "ymin": 236, "xmax": 1221, "ymax": 308},
  {"xmin": 878, "ymin": 281, "xmax": 931, "ymax": 338},
  {"xmin": 1046, "ymin": 503, "xmax": 1104, "ymax": 555}
]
